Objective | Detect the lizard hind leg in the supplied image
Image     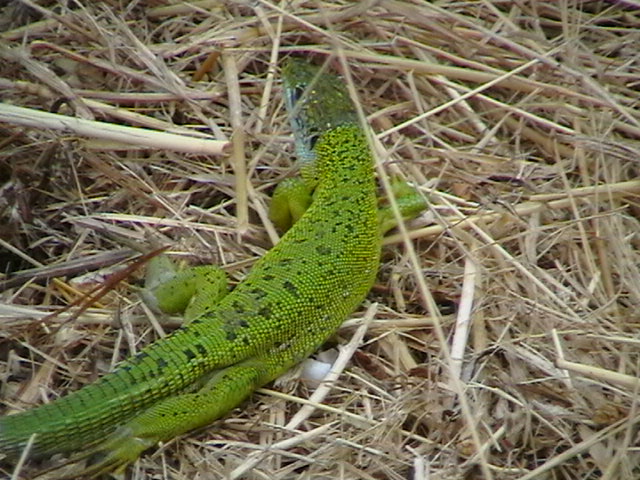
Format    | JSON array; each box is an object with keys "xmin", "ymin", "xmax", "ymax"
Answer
[
  {"xmin": 75, "ymin": 355, "xmax": 286, "ymax": 478},
  {"xmin": 74, "ymin": 321, "xmax": 323, "ymax": 477},
  {"xmin": 142, "ymin": 255, "xmax": 229, "ymax": 323}
]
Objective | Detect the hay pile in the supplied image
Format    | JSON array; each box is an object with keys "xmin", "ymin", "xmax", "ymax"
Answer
[{"xmin": 1, "ymin": 1, "xmax": 640, "ymax": 479}]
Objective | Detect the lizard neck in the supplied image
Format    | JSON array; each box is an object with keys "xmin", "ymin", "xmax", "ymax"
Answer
[{"xmin": 313, "ymin": 124, "xmax": 374, "ymax": 189}]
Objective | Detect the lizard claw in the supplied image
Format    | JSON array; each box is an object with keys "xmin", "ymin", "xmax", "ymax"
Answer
[
  {"xmin": 35, "ymin": 426, "xmax": 157, "ymax": 479},
  {"xmin": 82, "ymin": 426, "xmax": 155, "ymax": 478}
]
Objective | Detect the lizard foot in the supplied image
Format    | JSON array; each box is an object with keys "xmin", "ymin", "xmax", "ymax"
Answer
[{"xmin": 60, "ymin": 426, "xmax": 157, "ymax": 479}]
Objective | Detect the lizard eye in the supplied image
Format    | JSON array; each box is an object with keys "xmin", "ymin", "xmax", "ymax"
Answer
[
  {"xmin": 288, "ymin": 86, "xmax": 305, "ymax": 106},
  {"xmin": 308, "ymin": 134, "xmax": 319, "ymax": 151}
]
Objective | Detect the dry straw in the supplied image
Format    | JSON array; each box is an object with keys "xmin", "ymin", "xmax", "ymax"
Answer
[{"xmin": 1, "ymin": 1, "xmax": 639, "ymax": 479}]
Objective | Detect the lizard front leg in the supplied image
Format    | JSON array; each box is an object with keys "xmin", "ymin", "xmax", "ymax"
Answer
[
  {"xmin": 378, "ymin": 176, "xmax": 426, "ymax": 234},
  {"xmin": 270, "ymin": 173, "xmax": 425, "ymax": 235},
  {"xmin": 268, "ymin": 176, "xmax": 314, "ymax": 232}
]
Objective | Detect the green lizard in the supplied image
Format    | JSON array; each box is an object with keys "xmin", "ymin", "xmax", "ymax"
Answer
[{"xmin": 0, "ymin": 58, "xmax": 425, "ymax": 478}]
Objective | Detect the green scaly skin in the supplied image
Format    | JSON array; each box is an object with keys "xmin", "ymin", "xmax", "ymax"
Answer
[{"xmin": 0, "ymin": 59, "xmax": 425, "ymax": 477}]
